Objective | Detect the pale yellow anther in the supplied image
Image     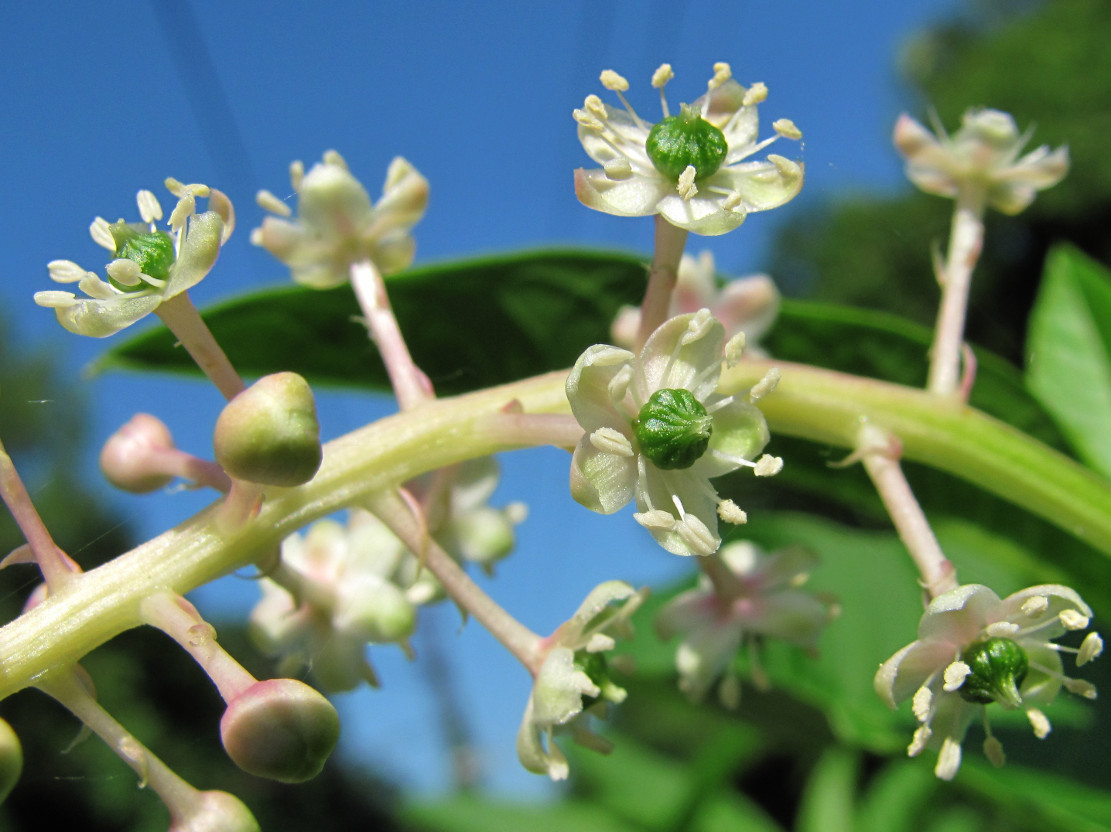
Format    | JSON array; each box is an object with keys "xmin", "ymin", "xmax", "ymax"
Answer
[
  {"xmin": 750, "ymin": 367, "xmax": 781, "ymax": 401},
  {"xmin": 1060, "ymin": 609, "xmax": 1090, "ymax": 630},
  {"xmin": 168, "ymin": 194, "xmax": 197, "ymax": 232},
  {"xmin": 584, "ymin": 94, "xmax": 608, "ymax": 118},
  {"xmin": 773, "ymin": 118, "xmax": 803, "ymax": 140},
  {"xmin": 942, "ymin": 660, "xmax": 972, "ymax": 692},
  {"xmin": 724, "ymin": 332, "xmax": 747, "ymax": 367},
  {"xmin": 986, "ymin": 621, "xmax": 1019, "ymax": 637},
  {"xmin": 136, "ymin": 190, "xmax": 163, "ymax": 224},
  {"xmin": 574, "ymin": 109, "xmax": 604, "ymax": 131},
  {"xmin": 634, "ymin": 509, "xmax": 676, "ymax": 531},
  {"xmin": 323, "ymin": 149, "xmax": 348, "ymax": 170},
  {"xmin": 708, "ymin": 62, "xmax": 732, "ymax": 90},
  {"xmin": 912, "ymin": 686, "xmax": 933, "ymax": 722},
  {"xmin": 677, "ymin": 165, "xmax": 699, "ymax": 199},
  {"xmin": 289, "ymin": 159, "xmax": 305, "ymax": 192},
  {"xmin": 47, "ymin": 260, "xmax": 89, "ymax": 284},
  {"xmin": 603, "ymin": 158, "xmax": 633, "ymax": 180},
  {"xmin": 907, "ymin": 725, "xmax": 931, "ymax": 756},
  {"xmin": 769, "ymin": 154, "xmax": 802, "ymax": 179},
  {"xmin": 607, "ymin": 364, "xmax": 633, "ymax": 403},
  {"xmin": 722, "ymin": 191, "xmax": 745, "ymax": 211},
  {"xmin": 589, "ymin": 427, "xmax": 634, "ymax": 457},
  {"xmin": 164, "ymin": 178, "xmax": 210, "ymax": 199},
  {"xmin": 1026, "ymin": 708, "xmax": 1051, "ymax": 739},
  {"xmin": 600, "ymin": 69, "xmax": 629, "ymax": 91},
  {"xmin": 1064, "ymin": 677, "xmax": 1097, "ymax": 699},
  {"xmin": 1078, "ymin": 632, "xmax": 1103, "ymax": 666},
  {"xmin": 256, "ymin": 189, "xmax": 293, "ymax": 217},
  {"xmin": 743, "ymin": 82, "xmax": 768, "ymax": 107},
  {"xmin": 717, "ymin": 499, "xmax": 747, "ymax": 525},
  {"xmin": 681, "ymin": 308, "xmax": 715, "ymax": 345},
  {"xmin": 106, "ymin": 258, "xmax": 142, "ymax": 286},
  {"xmin": 1021, "ymin": 595, "xmax": 1049, "ymax": 616},
  {"xmin": 676, "ymin": 511, "xmax": 716, "ymax": 555},
  {"xmin": 90, "ymin": 217, "xmax": 115, "ymax": 250},
  {"xmin": 651, "ymin": 63, "xmax": 674, "ymax": 88},
  {"xmin": 754, "ymin": 455, "xmax": 784, "ymax": 477},
  {"xmin": 983, "ymin": 736, "xmax": 1006, "ymax": 768}
]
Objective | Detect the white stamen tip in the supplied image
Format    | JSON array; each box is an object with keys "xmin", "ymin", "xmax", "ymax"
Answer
[
  {"xmin": 600, "ymin": 69, "xmax": 629, "ymax": 92},
  {"xmin": 907, "ymin": 725, "xmax": 932, "ymax": 756},
  {"xmin": 136, "ymin": 189, "xmax": 163, "ymax": 224},
  {"xmin": 633, "ymin": 509, "xmax": 676, "ymax": 531},
  {"xmin": 1060, "ymin": 609, "xmax": 1090, "ymax": 630},
  {"xmin": 1064, "ymin": 677, "xmax": 1097, "ymax": 699},
  {"xmin": 1026, "ymin": 708, "xmax": 1051, "ymax": 739},
  {"xmin": 677, "ymin": 165, "xmax": 698, "ymax": 200},
  {"xmin": 935, "ymin": 737, "xmax": 962, "ymax": 780},
  {"xmin": 106, "ymin": 258, "xmax": 142, "ymax": 286},
  {"xmin": 589, "ymin": 427, "xmax": 634, "ymax": 457},
  {"xmin": 773, "ymin": 118, "xmax": 803, "ymax": 140},
  {"xmin": 681, "ymin": 308, "xmax": 714, "ymax": 345},
  {"xmin": 708, "ymin": 62, "xmax": 732, "ymax": 90},
  {"xmin": 603, "ymin": 158, "xmax": 633, "ymax": 180},
  {"xmin": 943, "ymin": 661, "xmax": 972, "ymax": 692},
  {"xmin": 651, "ymin": 64, "xmax": 674, "ymax": 88},
  {"xmin": 573, "ymin": 109, "xmax": 603, "ymax": 131},
  {"xmin": 1078, "ymin": 632, "xmax": 1103, "ymax": 666},
  {"xmin": 985, "ymin": 621, "xmax": 1019, "ymax": 638},
  {"xmin": 168, "ymin": 194, "xmax": 196, "ymax": 231},
  {"xmin": 90, "ymin": 217, "xmax": 115, "ymax": 251},
  {"xmin": 912, "ymin": 686, "xmax": 933, "ymax": 722},
  {"xmin": 724, "ymin": 332, "xmax": 747, "ymax": 367},
  {"xmin": 289, "ymin": 160, "xmax": 305, "ymax": 192},
  {"xmin": 47, "ymin": 260, "xmax": 89, "ymax": 284},
  {"xmin": 1021, "ymin": 595, "xmax": 1049, "ymax": 616},
  {"xmin": 742, "ymin": 82, "xmax": 768, "ymax": 107},
  {"xmin": 256, "ymin": 189, "xmax": 293, "ymax": 217},
  {"xmin": 717, "ymin": 499, "xmax": 747, "ymax": 525},
  {"xmin": 323, "ymin": 149, "xmax": 348, "ymax": 169},
  {"xmin": 983, "ymin": 736, "xmax": 1006, "ymax": 768},
  {"xmin": 754, "ymin": 455, "xmax": 784, "ymax": 477},
  {"xmin": 749, "ymin": 367, "xmax": 781, "ymax": 401}
]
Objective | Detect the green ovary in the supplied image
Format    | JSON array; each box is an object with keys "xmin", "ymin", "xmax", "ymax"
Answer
[
  {"xmin": 645, "ymin": 104, "xmax": 728, "ymax": 182},
  {"xmin": 109, "ymin": 223, "xmax": 176, "ymax": 291},
  {"xmin": 634, "ymin": 388, "xmax": 713, "ymax": 470},
  {"xmin": 957, "ymin": 637, "xmax": 1029, "ymax": 708}
]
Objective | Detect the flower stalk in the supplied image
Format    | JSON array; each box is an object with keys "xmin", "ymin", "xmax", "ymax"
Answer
[{"xmin": 155, "ymin": 292, "xmax": 245, "ymax": 400}]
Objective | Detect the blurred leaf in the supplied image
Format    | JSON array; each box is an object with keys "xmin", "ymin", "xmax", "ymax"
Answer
[
  {"xmin": 1026, "ymin": 244, "xmax": 1111, "ymax": 477},
  {"xmin": 796, "ymin": 748, "xmax": 858, "ymax": 832},
  {"xmin": 97, "ymin": 250, "xmax": 647, "ymax": 395},
  {"xmin": 401, "ymin": 794, "xmax": 630, "ymax": 832},
  {"xmin": 854, "ymin": 760, "xmax": 938, "ymax": 832}
]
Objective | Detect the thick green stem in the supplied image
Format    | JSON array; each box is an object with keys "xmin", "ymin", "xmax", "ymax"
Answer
[{"xmin": 0, "ymin": 362, "xmax": 1109, "ymax": 700}]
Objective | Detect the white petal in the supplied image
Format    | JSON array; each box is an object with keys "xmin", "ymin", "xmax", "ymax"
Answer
[{"xmin": 569, "ymin": 439, "xmax": 637, "ymax": 514}]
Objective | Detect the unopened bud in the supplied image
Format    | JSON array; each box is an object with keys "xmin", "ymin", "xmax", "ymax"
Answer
[
  {"xmin": 220, "ymin": 679, "xmax": 339, "ymax": 783},
  {"xmin": 170, "ymin": 790, "xmax": 259, "ymax": 832},
  {"xmin": 100, "ymin": 413, "xmax": 176, "ymax": 493},
  {"xmin": 214, "ymin": 373, "xmax": 322, "ymax": 487}
]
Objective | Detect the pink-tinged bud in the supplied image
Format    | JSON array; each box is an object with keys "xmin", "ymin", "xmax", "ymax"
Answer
[
  {"xmin": 100, "ymin": 413, "xmax": 176, "ymax": 493},
  {"xmin": 214, "ymin": 373, "xmax": 322, "ymax": 487},
  {"xmin": 220, "ymin": 679, "xmax": 339, "ymax": 782},
  {"xmin": 0, "ymin": 717, "xmax": 21, "ymax": 804},
  {"xmin": 169, "ymin": 790, "xmax": 259, "ymax": 832}
]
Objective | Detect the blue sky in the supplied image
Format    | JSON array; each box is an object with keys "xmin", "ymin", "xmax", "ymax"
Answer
[{"xmin": 2, "ymin": 0, "xmax": 963, "ymax": 799}]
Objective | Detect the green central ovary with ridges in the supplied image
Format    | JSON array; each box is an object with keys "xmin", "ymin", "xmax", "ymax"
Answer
[
  {"xmin": 957, "ymin": 636, "xmax": 1029, "ymax": 708},
  {"xmin": 645, "ymin": 103, "xmax": 728, "ymax": 181},
  {"xmin": 109, "ymin": 222, "xmax": 176, "ymax": 291},
  {"xmin": 634, "ymin": 388, "xmax": 713, "ymax": 470}
]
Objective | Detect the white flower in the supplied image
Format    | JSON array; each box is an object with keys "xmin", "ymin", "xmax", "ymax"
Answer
[
  {"xmin": 655, "ymin": 541, "xmax": 835, "ymax": 707},
  {"xmin": 574, "ymin": 63, "xmax": 803, "ymax": 235},
  {"xmin": 249, "ymin": 512, "xmax": 419, "ymax": 693},
  {"xmin": 567, "ymin": 309, "xmax": 780, "ymax": 556},
  {"xmin": 517, "ymin": 580, "xmax": 648, "ymax": 780},
  {"xmin": 611, "ymin": 250, "xmax": 780, "ymax": 356},
  {"xmin": 252, "ymin": 150, "xmax": 428, "ymax": 288},
  {"xmin": 35, "ymin": 180, "xmax": 233, "ymax": 337},
  {"xmin": 894, "ymin": 109, "xmax": 1068, "ymax": 214},
  {"xmin": 875, "ymin": 583, "xmax": 1101, "ymax": 780}
]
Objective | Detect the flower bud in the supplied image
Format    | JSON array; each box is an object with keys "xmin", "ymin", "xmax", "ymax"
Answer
[
  {"xmin": 0, "ymin": 717, "xmax": 22, "ymax": 804},
  {"xmin": 958, "ymin": 637, "xmax": 1029, "ymax": 708},
  {"xmin": 335, "ymin": 579, "xmax": 416, "ymax": 644},
  {"xmin": 170, "ymin": 790, "xmax": 259, "ymax": 832},
  {"xmin": 220, "ymin": 679, "xmax": 339, "ymax": 783},
  {"xmin": 214, "ymin": 373, "xmax": 322, "ymax": 487},
  {"xmin": 100, "ymin": 413, "xmax": 176, "ymax": 493},
  {"xmin": 634, "ymin": 387, "xmax": 712, "ymax": 470}
]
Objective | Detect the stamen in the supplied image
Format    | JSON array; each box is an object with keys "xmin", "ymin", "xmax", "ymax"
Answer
[
  {"xmin": 106, "ymin": 259, "xmax": 142, "ymax": 286},
  {"xmin": 717, "ymin": 499, "xmax": 747, "ymax": 524},
  {"xmin": 1021, "ymin": 595, "xmax": 1049, "ymax": 616},
  {"xmin": 90, "ymin": 217, "xmax": 115, "ymax": 250},
  {"xmin": 1078, "ymin": 632, "xmax": 1103, "ymax": 666},
  {"xmin": 772, "ymin": 119, "xmax": 802, "ymax": 141},
  {"xmin": 600, "ymin": 69, "xmax": 629, "ymax": 92},
  {"xmin": 168, "ymin": 194, "xmax": 197, "ymax": 233},
  {"xmin": 722, "ymin": 191, "xmax": 745, "ymax": 212},
  {"xmin": 943, "ymin": 660, "xmax": 972, "ymax": 692},
  {"xmin": 651, "ymin": 63, "xmax": 674, "ymax": 118},
  {"xmin": 589, "ymin": 427, "xmax": 634, "ymax": 457},
  {"xmin": 724, "ymin": 333, "xmax": 746, "ymax": 367},
  {"xmin": 983, "ymin": 735, "xmax": 1006, "ymax": 768},
  {"xmin": 78, "ymin": 273, "xmax": 120, "ymax": 300},
  {"xmin": 749, "ymin": 368, "xmax": 781, "ymax": 401},
  {"xmin": 322, "ymin": 149, "xmax": 348, "ymax": 169},
  {"xmin": 935, "ymin": 737, "xmax": 962, "ymax": 780},
  {"xmin": 677, "ymin": 165, "xmax": 698, "ymax": 200},
  {"xmin": 742, "ymin": 82, "xmax": 768, "ymax": 107},
  {"xmin": 256, "ymin": 189, "xmax": 292, "ymax": 217},
  {"xmin": 1063, "ymin": 677, "xmax": 1097, "ymax": 699},
  {"xmin": 705, "ymin": 394, "xmax": 735, "ymax": 414},
  {"xmin": 1060, "ymin": 609, "xmax": 1090, "ymax": 630},
  {"xmin": 289, "ymin": 159, "xmax": 305, "ymax": 192},
  {"xmin": 136, "ymin": 190, "xmax": 163, "ymax": 225},
  {"xmin": 985, "ymin": 621, "xmax": 1019, "ymax": 637},
  {"xmin": 603, "ymin": 158, "xmax": 633, "ymax": 180},
  {"xmin": 681, "ymin": 308, "xmax": 715, "ymax": 346},
  {"xmin": 1026, "ymin": 707, "xmax": 1051, "ymax": 739},
  {"xmin": 708, "ymin": 62, "xmax": 732, "ymax": 91},
  {"xmin": 164, "ymin": 178, "xmax": 210, "ymax": 199},
  {"xmin": 754, "ymin": 455, "xmax": 783, "ymax": 477},
  {"xmin": 573, "ymin": 108, "xmax": 604, "ymax": 131},
  {"xmin": 47, "ymin": 260, "xmax": 89, "ymax": 284},
  {"xmin": 907, "ymin": 725, "xmax": 931, "ymax": 757},
  {"xmin": 607, "ymin": 364, "xmax": 634, "ymax": 410},
  {"xmin": 912, "ymin": 685, "xmax": 933, "ymax": 722},
  {"xmin": 584, "ymin": 94, "xmax": 608, "ymax": 119},
  {"xmin": 634, "ymin": 509, "xmax": 675, "ymax": 531}
]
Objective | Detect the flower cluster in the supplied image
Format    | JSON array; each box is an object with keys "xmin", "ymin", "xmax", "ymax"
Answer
[
  {"xmin": 567, "ymin": 308, "xmax": 782, "ymax": 556},
  {"xmin": 875, "ymin": 583, "xmax": 1102, "ymax": 780},
  {"xmin": 894, "ymin": 109, "xmax": 1068, "ymax": 214},
  {"xmin": 574, "ymin": 63, "xmax": 803, "ymax": 235},
  {"xmin": 656, "ymin": 541, "xmax": 835, "ymax": 707},
  {"xmin": 35, "ymin": 180, "xmax": 234, "ymax": 337},
  {"xmin": 517, "ymin": 581, "xmax": 648, "ymax": 780},
  {"xmin": 252, "ymin": 150, "xmax": 429, "ymax": 288},
  {"xmin": 610, "ymin": 250, "xmax": 780, "ymax": 356}
]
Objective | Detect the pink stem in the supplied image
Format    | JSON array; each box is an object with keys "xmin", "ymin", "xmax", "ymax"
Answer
[
  {"xmin": 635, "ymin": 216, "xmax": 689, "ymax": 350},
  {"xmin": 155, "ymin": 293, "xmax": 245, "ymax": 401}
]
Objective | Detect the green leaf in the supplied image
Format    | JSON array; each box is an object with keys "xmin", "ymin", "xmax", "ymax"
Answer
[
  {"xmin": 96, "ymin": 250, "xmax": 647, "ymax": 395},
  {"xmin": 1026, "ymin": 244, "xmax": 1111, "ymax": 477},
  {"xmin": 400, "ymin": 794, "xmax": 631, "ymax": 832},
  {"xmin": 796, "ymin": 748, "xmax": 858, "ymax": 832}
]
